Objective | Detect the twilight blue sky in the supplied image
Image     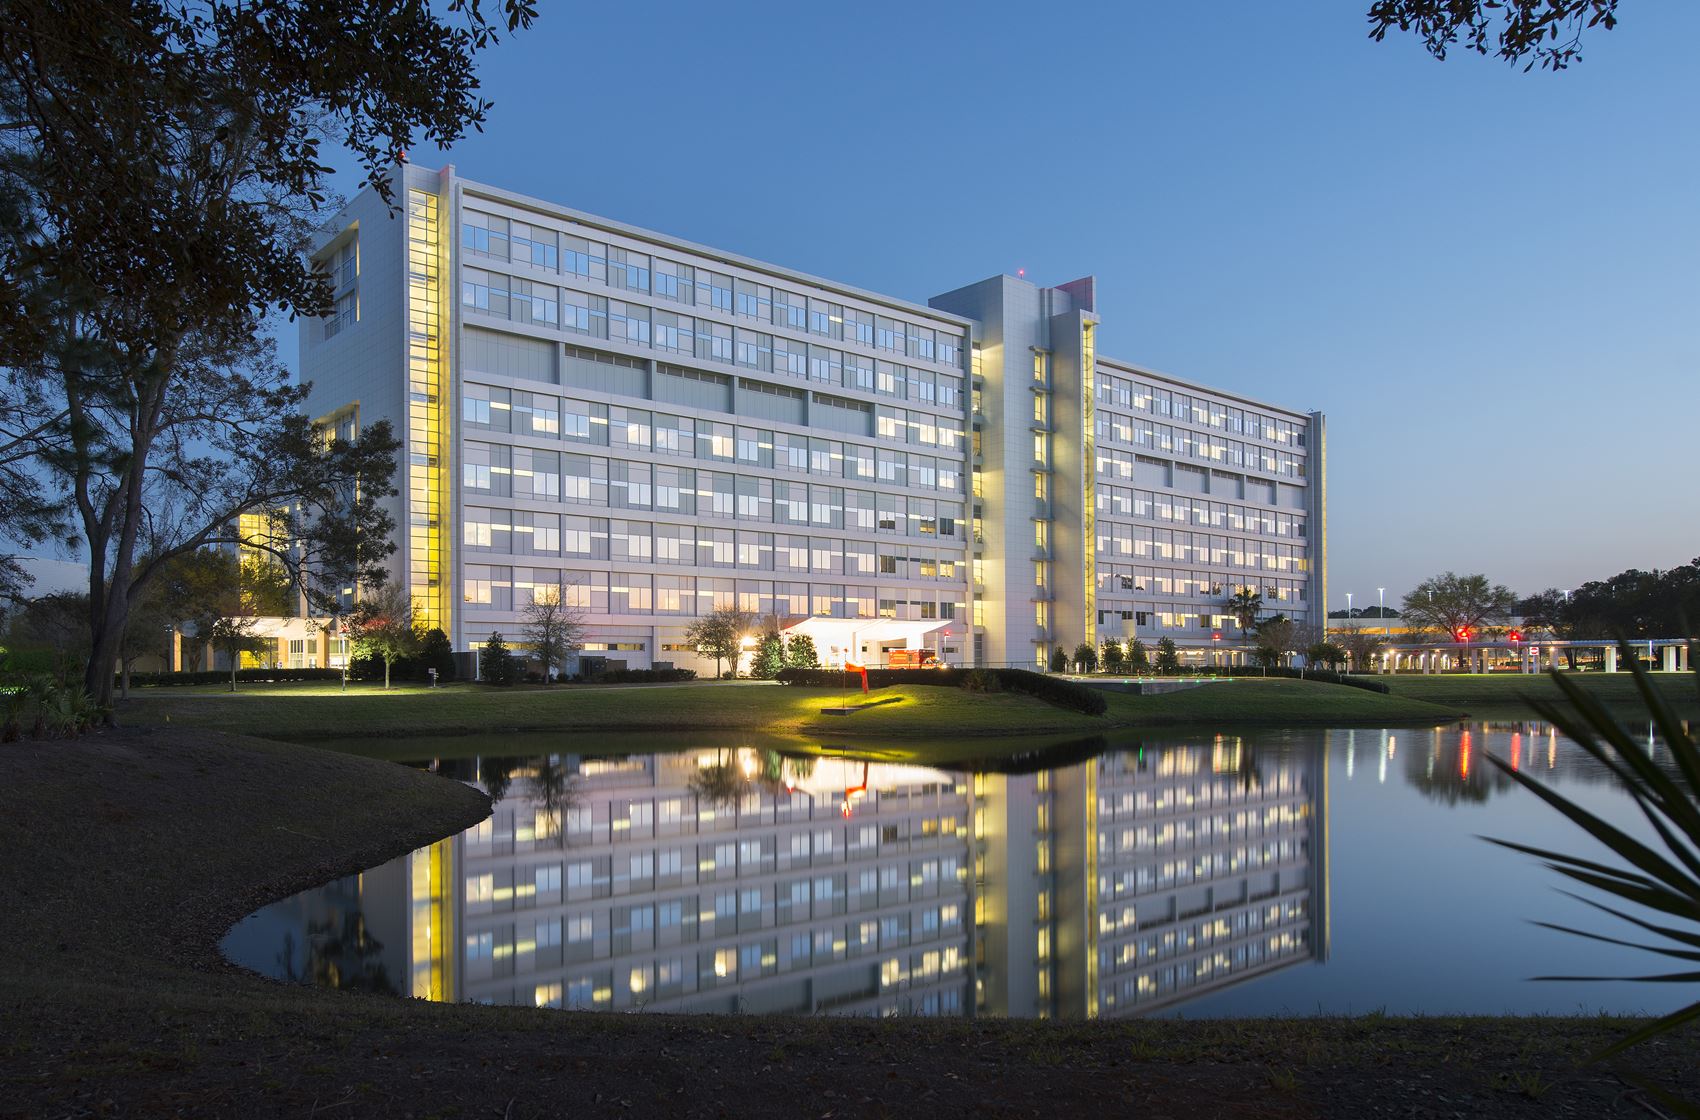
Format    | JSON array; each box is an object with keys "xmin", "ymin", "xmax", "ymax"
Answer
[{"xmin": 285, "ymin": 0, "xmax": 1697, "ymax": 609}]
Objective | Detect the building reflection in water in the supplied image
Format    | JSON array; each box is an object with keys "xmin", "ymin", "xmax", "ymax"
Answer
[{"xmin": 228, "ymin": 738, "xmax": 1328, "ymax": 1020}]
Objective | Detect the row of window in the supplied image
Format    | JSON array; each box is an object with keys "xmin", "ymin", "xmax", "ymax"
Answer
[
  {"xmin": 463, "ymin": 391, "xmax": 965, "ymax": 492},
  {"xmin": 1095, "ymin": 440, "xmax": 1306, "ymax": 482},
  {"xmin": 1096, "ymin": 373, "xmax": 1307, "ymax": 448},
  {"xmin": 464, "ymin": 512, "xmax": 965, "ymax": 580},
  {"xmin": 506, "ymin": 940, "xmax": 967, "ymax": 1013},
  {"xmin": 461, "ymin": 209, "xmax": 964, "ymax": 366},
  {"xmin": 1095, "ymin": 488, "xmax": 1308, "ymax": 537},
  {"xmin": 1093, "ymin": 529, "xmax": 1310, "ymax": 573},
  {"xmin": 461, "ymin": 569, "xmax": 965, "ymax": 622},
  {"xmin": 461, "ymin": 446, "xmax": 964, "ymax": 537}
]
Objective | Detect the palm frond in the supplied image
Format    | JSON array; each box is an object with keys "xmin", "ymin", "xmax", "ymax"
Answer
[{"xmin": 1487, "ymin": 637, "xmax": 1700, "ymax": 1080}]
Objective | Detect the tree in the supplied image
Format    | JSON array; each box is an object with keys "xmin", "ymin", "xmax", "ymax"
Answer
[
  {"xmin": 1368, "ymin": 0, "xmax": 1620, "ymax": 72},
  {"xmin": 1153, "ymin": 638, "xmax": 1182, "ymax": 675},
  {"xmin": 1126, "ymin": 638, "xmax": 1151, "ymax": 674},
  {"xmin": 1256, "ymin": 615, "xmax": 1298, "ymax": 666},
  {"xmin": 1226, "ymin": 586, "xmax": 1263, "ymax": 636},
  {"xmin": 1401, "ymin": 572, "xmax": 1517, "ymax": 641},
  {"xmin": 349, "ymin": 583, "xmax": 418, "ymax": 690},
  {"xmin": 1340, "ymin": 630, "xmax": 1386, "ymax": 673},
  {"xmin": 1101, "ymin": 639, "xmax": 1125, "ymax": 673},
  {"xmin": 520, "ymin": 588, "xmax": 584, "ymax": 682},
  {"xmin": 0, "ymin": 0, "xmax": 535, "ymax": 709},
  {"xmin": 13, "ymin": 590, "xmax": 89, "ymax": 681},
  {"xmin": 1049, "ymin": 646, "xmax": 1069, "ymax": 673},
  {"xmin": 684, "ymin": 607, "xmax": 752, "ymax": 679},
  {"xmin": 208, "ymin": 616, "xmax": 267, "ymax": 692},
  {"xmin": 784, "ymin": 633, "xmax": 820, "ymax": 671},
  {"xmin": 479, "ymin": 631, "xmax": 520, "ymax": 687},
  {"xmin": 1307, "ymin": 641, "xmax": 1349, "ymax": 671},
  {"xmin": 1072, "ymin": 642, "xmax": 1097, "ymax": 673},
  {"xmin": 416, "ymin": 627, "xmax": 456, "ymax": 684},
  {"xmin": 751, "ymin": 634, "xmax": 786, "ymax": 680}
]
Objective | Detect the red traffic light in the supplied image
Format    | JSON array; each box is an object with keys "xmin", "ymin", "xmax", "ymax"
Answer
[
  {"xmin": 1508, "ymin": 630, "xmax": 1523, "ymax": 642},
  {"xmin": 1211, "ymin": 631, "xmax": 1221, "ymax": 641},
  {"xmin": 1454, "ymin": 627, "xmax": 1470, "ymax": 642}
]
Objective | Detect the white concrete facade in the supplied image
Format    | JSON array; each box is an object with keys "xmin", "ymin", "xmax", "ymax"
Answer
[{"xmin": 302, "ymin": 166, "xmax": 1324, "ymax": 674}]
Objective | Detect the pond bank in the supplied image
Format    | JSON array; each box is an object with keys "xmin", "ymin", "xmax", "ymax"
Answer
[
  {"xmin": 1, "ymin": 729, "xmax": 1695, "ymax": 1118},
  {"xmin": 116, "ymin": 677, "xmax": 1465, "ymax": 744}
]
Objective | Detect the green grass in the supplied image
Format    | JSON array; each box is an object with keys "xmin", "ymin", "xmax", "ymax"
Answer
[
  {"xmin": 1381, "ymin": 671, "xmax": 1700, "ymax": 716},
  {"xmin": 115, "ymin": 676, "xmax": 1465, "ymax": 744},
  {"xmin": 1099, "ymin": 677, "xmax": 1461, "ymax": 726}
]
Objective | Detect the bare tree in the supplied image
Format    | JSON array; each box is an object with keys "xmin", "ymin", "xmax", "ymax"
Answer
[{"xmin": 521, "ymin": 587, "xmax": 585, "ymax": 682}]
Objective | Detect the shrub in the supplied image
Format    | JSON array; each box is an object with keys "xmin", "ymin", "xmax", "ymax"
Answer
[
  {"xmin": 961, "ymin": 668, "xmax": 1002, "ymax": 693},
  {"xmin": 1190, "ymin": 665, "xmax": 1391, "ymax": 694},
  {"xmin": 125, "ymin": 667, "xmax": 345, "ymax": 687},
  {"xmin": 589, "ymin": 668, "xmax": 697, "ymax": 684},
  {"xmin": 1072, "ymin": 642, "xmax": 1098, "ymax": 673},
  {"xmin": 1049, "ymin": 647, "xmax": 1068, "ymax": 674}
]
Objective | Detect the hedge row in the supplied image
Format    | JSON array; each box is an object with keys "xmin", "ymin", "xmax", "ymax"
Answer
[
  {"xmin": 773, "ymin": 666, "xmax": 1107, "ymax": 717},
  {"xmin": 587, "ymin": 668, "xmax": 697, "ymax": 684},
  {"xmin": 1188, "ymin": 665, "xmax": 1391, "ymax": 694},
  {"xmin": 125, "ymin": 667, "xmax": 345, "ymax": 687}
]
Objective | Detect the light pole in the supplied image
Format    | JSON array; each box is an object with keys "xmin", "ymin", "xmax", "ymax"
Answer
[
  {"xmin": 1346, "ymin": 591, "xmax": 1354, "ymax": 630},
  {"xmin": 1377, "ymin": 587, "xmax": 1386, "ymax": 637}
]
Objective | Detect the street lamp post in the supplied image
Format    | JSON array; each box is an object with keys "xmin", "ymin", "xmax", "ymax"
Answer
[
  {"xmin": 1377, "ymin": 587, "xmax": 1386, "ymax": 637},
  {"xmin": 1346, "ymin": 591, "xmax": 1354, "ymax": 630}
]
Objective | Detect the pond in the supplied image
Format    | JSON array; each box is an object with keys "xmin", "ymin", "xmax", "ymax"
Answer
[{"xmin": 223, "ymin": 722, "xmax": 1695, "ymax": 1020}]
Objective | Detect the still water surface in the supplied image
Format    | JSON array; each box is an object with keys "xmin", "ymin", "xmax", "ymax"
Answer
[{"xmin": 224, "ymin": 724, "xmax": 1693, "ymax": 1020}]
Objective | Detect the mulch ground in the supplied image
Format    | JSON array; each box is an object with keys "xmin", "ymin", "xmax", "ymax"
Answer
[{"xmin": 1, "ymin": 727, "xmax": 1695, "ymax": 1119}]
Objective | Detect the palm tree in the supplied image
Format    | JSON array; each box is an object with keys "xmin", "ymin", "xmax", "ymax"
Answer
[{"xmin": 1227, "ymin": 586, "xmax": 1263, "ymax": 659}]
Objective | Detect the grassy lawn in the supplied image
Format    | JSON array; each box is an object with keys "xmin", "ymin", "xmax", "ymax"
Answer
[
  {"xmin": 1, "ymin": 727, "xmax": 1693, "ymax": 1118},
  {"xmin": 115, "ymin": 676, "xmax": 1464, "ymax": 744},
  {"xmin": 1381, "ymin": 671, "xmax": 1700, "ymax": 717}
]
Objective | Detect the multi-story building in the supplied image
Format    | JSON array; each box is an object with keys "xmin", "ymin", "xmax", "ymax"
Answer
[
  {"xmin": 227, "ymin": 738, "xmax": 1327, "ymax": 1020},
  {"xmin": 301, "ymin": 164, "xmax": 1324, "ymax": 673}
]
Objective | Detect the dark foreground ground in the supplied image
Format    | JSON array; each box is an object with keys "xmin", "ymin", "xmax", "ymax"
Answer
[{"xmin": 2, "ymin": 729, "xmax": 1696, "ymax": 1119}]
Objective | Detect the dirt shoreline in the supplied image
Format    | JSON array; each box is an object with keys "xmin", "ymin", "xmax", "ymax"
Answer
[{"xmin": 2, "ymin": 727, "xmax": 1696, "ymax": 1119}]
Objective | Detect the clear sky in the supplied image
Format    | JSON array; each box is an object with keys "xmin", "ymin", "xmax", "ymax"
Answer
[{"xmin": 288, "ymin": 1, "xmax": 1694, "ymax": 610}]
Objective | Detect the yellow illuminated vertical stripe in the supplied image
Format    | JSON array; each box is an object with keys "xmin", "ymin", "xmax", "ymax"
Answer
[
  {"xmin": 406, "ymin": 189, "xmax": 450, "ymax": 632},
  {"xmin": 409, "ymin": 837, "xmax": 455, "ymax": 1000},
  {"xmin": 1080, "ymin": 322, "xmax": 1097, "ymax": 645},
  {"xmin": 1084, "ymin": 762, "xmax": 1099, "ymax": 1018}
]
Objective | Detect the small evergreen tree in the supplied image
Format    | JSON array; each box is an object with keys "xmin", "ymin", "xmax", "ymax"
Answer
[
  {"xmin": 784, "ymin": 633, "xmax": 820, "ymax": 670},
  {"xmin": 480, "ymin": 631, "xmax": 520, "ymax": 686},
  {"xmin": 1154, "ymin": 637, "xmax": 1182, "ymax": 674},
  {"xmin": 1049, "ymin": 646, "xmax": 1069, "ymax": 673},
  {"xmin": 1072, "ymin": 642, "xmax": 1097, "ymax": 673},
  {"xmin": 1101, "ymin": 639, "xmax": 1125, "ymax": 673},
  {"xmin": 751, "ymin": 634, "xmax": 786, "ymax": 679},
  {"xmin": 1126, "ymin": 638, "xmax": 1151, "ymax": 673},
  {"xmin": 418, "ymin": 627, "xmax": 456, "ymax": 682},
  {"xmin": 1254, "ymin": 644, "xmax": 1283, "ymax": 670}
]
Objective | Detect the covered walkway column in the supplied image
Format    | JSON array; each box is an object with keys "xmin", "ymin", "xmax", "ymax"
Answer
[
  {"xmin": 1663, "ymin": 645, "xmax": 1679, "ymax": 673},
  {"xmin": 1605, "ymin": 646, "xmax": 1618, "ymax": 673}
]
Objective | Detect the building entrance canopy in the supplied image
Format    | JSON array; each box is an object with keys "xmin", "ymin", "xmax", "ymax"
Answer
[{"xmin": 780, "ymin": 617, "xmax": 958, "ymax": 669}]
